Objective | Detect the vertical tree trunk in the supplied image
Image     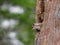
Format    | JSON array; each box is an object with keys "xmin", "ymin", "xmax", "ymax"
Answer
[{"xmin": 35, "ymin": 0, "xmax": 60, "ymax": 45}]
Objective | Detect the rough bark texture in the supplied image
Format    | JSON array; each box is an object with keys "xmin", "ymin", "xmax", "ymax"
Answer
[{"xmin": 35, "ymin": 0, "xmax": 60, "ymax": 45}]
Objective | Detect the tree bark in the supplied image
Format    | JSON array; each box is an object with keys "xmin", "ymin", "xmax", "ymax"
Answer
[{"xmin": 35, "ymin": 0, "xmax": 60, "ymax": 45}]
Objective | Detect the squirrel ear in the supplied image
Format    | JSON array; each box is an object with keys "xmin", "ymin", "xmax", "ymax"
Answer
[{"xmin": 39, "ymin": 15, "xmax": 44, "ymax": 23}]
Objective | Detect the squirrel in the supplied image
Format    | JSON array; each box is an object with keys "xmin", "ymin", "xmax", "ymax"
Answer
[{"xmin": 32, "ymin": 0, "xmax": 44, "ymax": 32}]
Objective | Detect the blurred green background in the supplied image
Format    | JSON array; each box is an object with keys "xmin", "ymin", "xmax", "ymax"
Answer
[{"xmin": 0, "ymin": 0, "xmax": 36, "ymax": 45}]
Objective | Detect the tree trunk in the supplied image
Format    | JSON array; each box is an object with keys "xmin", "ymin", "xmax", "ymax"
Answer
[{"xmin": 35, "ymin": 0, "xmax": 60, "ymax": 45}]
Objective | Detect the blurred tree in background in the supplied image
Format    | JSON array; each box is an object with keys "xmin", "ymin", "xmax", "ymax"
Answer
[{"xmin": 0, "ymin": 0, "xmax": 36, "ymax": 45}]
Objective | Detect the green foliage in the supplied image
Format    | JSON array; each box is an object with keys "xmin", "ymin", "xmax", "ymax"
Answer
[{"xmin": 0, "ymin": 0, "xmax": 36, "ymax": 45}]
